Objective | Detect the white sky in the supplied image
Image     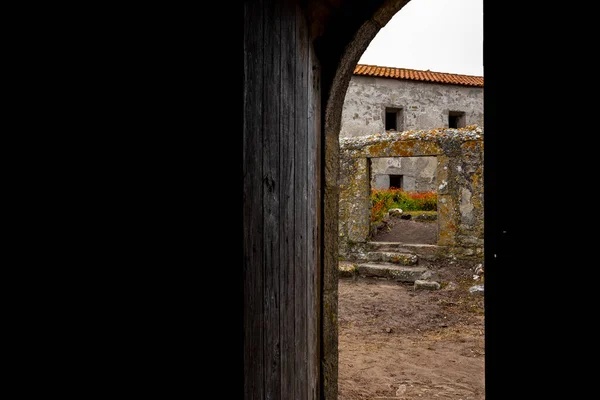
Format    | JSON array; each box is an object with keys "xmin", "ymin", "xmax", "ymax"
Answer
[{"xmin": 358, "ymin": 0, "xmax": 483, "ymax": 77}]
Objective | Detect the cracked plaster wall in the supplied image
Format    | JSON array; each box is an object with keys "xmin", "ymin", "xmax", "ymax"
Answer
[{"xmin": 340, "ymin": 76, "xmax": 484, "ymax": 138}]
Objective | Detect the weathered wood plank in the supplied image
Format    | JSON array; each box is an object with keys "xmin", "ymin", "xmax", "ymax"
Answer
[
  {"xmin": 307, "ymin": 38, "xmax": 321, "ymax": 400},
  {"xmin": 279, "ymin": 0, "xmax": 296, "ymax": 398},
  {"xmin": 263, "ymin": 0, "xmax": 281, "ymax": 398},
  {"xmin": 295, "ymin": 2, "xmax": 309, "ymax": 398},
  {"xmin": 243, "ymin": 0, "xmax": 264, "ymax": 398},
  {"xmin": 245, "ymin": 2, "xmax": 322, "ymax": 399}
]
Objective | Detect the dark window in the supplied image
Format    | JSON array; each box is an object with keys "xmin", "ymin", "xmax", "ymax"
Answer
[
  {"xmin": 385, "ymin": 108, "xmax": 403, "ymax": 131},
  {"xmin": 385, "ymin": 111, "xmax": 397, "ymax": 130},
  {"xmin": 448, "ymin": 111, "xmax": 466, "ymax": 128},
  {"xmin": 449, "ymin": 115, "xmax": 458, "ymax": 128},
  {"xmin": 389, "ymin": 175, "xmax": 403, "ymax": 189}
]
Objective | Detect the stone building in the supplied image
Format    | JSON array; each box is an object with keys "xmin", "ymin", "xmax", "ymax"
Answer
[{"xmin": 340, "ymin": 64, "xmax": 483, "ymax": 191}]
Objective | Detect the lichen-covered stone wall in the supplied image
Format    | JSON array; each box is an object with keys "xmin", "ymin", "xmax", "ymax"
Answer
[{"xmin": 339, "ymin": 126, "xmax": 484, "ymax": 261}]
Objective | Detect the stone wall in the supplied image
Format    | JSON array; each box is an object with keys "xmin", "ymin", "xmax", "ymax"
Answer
[
  {"xmin": 370, "ymin": 156, "xmax": 437, "ymax": 191},
  {"xmin": 340, "ymin": 76, "xmax": 484, "ymax": 138},
  {"xmin": 339, "ymin": 126, "xmax": 484, "ymax": 261}
]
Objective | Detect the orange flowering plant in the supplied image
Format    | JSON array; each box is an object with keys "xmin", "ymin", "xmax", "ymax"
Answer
[{"xmin": 370, "ymin": 188, "xmax": 437, "ymax": 224}]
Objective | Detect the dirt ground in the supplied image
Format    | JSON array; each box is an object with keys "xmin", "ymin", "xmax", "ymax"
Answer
[
  {"xmin": 371, "ymin": 217, "xmax": 438, "ymax": 244},
  {"xmin": 338, "ymin": 261, "xmax": 485, "ymax": 399}
]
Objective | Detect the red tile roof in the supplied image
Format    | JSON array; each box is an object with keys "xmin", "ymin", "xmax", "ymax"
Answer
[{"xmin": 353, "ymin": 64, "xmax": 483, "ymax": 87}]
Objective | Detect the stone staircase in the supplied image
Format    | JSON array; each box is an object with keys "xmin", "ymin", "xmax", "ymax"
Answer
[
  {"xmin": 340, "ymin": 241, "xmax": 439, "ymax": 287},
  {"xmin": 367, "ymin": 241, "xmax": 443, "ymax": 262}
]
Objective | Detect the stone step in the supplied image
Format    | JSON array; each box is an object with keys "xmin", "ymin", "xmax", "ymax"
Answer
[
  {"xmin": 356, "ymin": 263, "xmax": 429, "ymax": 283},
  {"xmin": 367, "ymin": 242, "xmax": 445, "ymax": 261},
  {"xmin": 366, "ymin": 251, "xmax": 418, "ymax": 265}
]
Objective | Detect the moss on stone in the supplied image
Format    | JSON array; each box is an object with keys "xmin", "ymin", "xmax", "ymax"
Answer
[{"xmin": 339, "ymin": 125, "xmax": 484, "ymax": 261}]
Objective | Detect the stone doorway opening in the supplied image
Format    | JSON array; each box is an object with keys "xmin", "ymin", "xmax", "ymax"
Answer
[{"xmin": 368, "ymin": 155, "xmax": 439, "ymax": 245}]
